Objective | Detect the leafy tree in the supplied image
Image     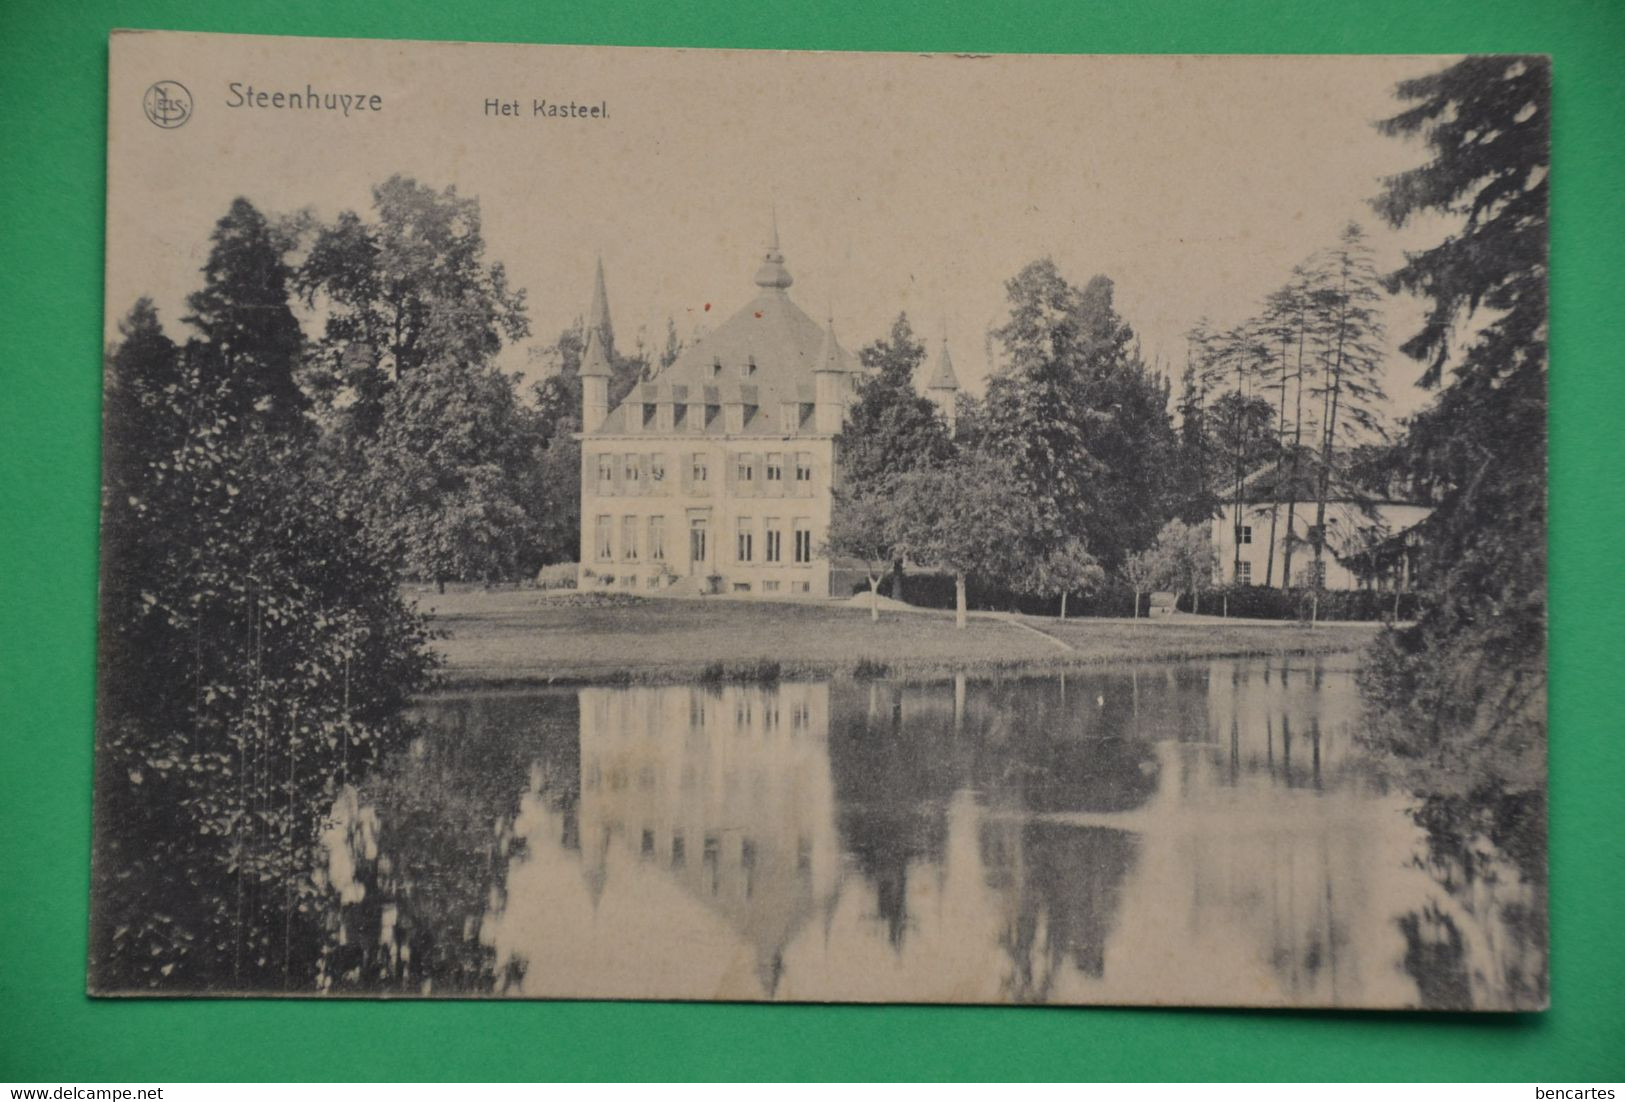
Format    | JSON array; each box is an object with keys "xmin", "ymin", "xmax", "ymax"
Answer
[
  {"xmin": 1026, "ymin": 538, "xmax": 1105, "ymax": 620},
  {"xmin": 824, "ymin": 488, "xmax": 900, "ymax": 621},
  {"xmin": 1305, "ymin": 222, "xmax": 1389, "ymax": 620},
  {"xmin": 841, "ymin": 314, "xmax": 953, "ymax": 486},
  {"xmin": 297, "ymin": 175, "xmax": 529, "ymax": 439},
  {"xmin": 889, "ymin": 451, "xmax": 1039, "ymax": 629},
  {"xmin": 1172, "ymin": 324, "xmax": 1219, "ymax": 524},
  {"xmin": 983, "ymin": 261, "xmax": 1178, "ymax": 568},
  {"xmin": 93, "ymin": 300, "xmax": 434, "ymax": 992},
  {"xmin": 1256, "ymin": 266, "xmax": 1320, "ymax": 587},
  {"xmin": 361, "ymin": 358, "xmax": 543, "ymax": 590},
  {"xmin": 1120, "ymin": 547, "xmax": 1167, "ymax": 620},
  {"xmin": 1361, "ymin": 56, "xmax": 1549, "ymax": 829},
  {"xmin": 1208, "ymin": 385, "xmax": 1280, "ymax": 581},
  {"xmin": 182, "ymin": 198, "xmax": 309, "ymax": 435},
  {"xmin": 1148, "ymin": 518, "xmax": 1218, "ymax": 614},
  {"xmin": 526, "ymin": 411, "xmax": 583, "ymax": 569},
  {"xmin": 835, "ymin": 314, "xmax": 955, "ymax": 600}
]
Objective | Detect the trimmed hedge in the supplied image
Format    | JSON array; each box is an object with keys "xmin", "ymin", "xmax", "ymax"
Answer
[{"xmin": 857, "ymin": 571, "xmax": 1418, "ymax": 622}]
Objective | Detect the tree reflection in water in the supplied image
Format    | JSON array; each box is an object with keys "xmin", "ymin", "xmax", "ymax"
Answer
[
  {"xmin": 1391, "ymin": 791, "xmax": 1548, "ymax": 1010},
  {"xmin": 314, "ymin": 693, "xmax": 578, "ymax": 995},
  {"xmin": 304, "ymin": 655, "xmax": 1544, "ymax": 1008}
]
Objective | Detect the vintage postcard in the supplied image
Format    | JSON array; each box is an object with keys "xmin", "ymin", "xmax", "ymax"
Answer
[{"xmin": 94, "ymin": 31, "xmax": 1548, "ymax": 1007}]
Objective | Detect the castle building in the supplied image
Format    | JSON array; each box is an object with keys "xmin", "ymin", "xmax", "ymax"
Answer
[{"xmin": 576, "ymin": 228, "xmax": 958, "ymax": 596}]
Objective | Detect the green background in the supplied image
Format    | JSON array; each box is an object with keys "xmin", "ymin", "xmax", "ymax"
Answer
[{"xmin": 2, "ymin": 0, "xmax": 1621, "ymax": 1082}]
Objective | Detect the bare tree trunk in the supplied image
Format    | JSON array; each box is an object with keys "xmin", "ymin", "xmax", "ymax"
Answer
[
  {"xmin": 1060, "ymin": 591, "xmax": 1068, "ymax": 620},
  {"xmin": 1281, "ymin": 301, "xmax": 1309, "ymax": 588},
  {"xmin": 1312, "ymin": 263, "xmax": 1352, "ymax": 629},
  {"xmin": 867, "ymin": 574, "xmax": 880, "ymax": 621},
  {"xmin": 1265, "ymin": 334, "xmax": 1290, "ymax": 587},
  {"xmin": 955, "ymin": 573, "xmax": 967, "ymax": 630}
]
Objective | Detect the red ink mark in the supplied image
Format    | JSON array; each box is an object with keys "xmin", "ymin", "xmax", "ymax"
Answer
[
  {"xmin": 704, "ymin": 303, "xmax": 711, "ymax": 312},
  {"xmin": 754, "ymin": 311, "xmax": 763, "ymax": 318}
]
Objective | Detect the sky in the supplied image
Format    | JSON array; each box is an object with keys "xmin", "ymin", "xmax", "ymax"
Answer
[{"xmin": 107, "ymin": 34, "xmax": 1461, "ymax": 424}]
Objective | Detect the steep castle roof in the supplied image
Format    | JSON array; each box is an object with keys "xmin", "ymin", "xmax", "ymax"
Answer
[{"xmin": 596, "ymin": 227, "xmax": 864, "ymax": 433}]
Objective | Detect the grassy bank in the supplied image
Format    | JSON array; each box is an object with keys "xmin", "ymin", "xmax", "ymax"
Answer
[{"xmin": 415, "ymin": 587, "xmax": 1382, "ymax": 687}]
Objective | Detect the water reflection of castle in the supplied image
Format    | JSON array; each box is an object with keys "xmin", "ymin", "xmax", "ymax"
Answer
[
  {"xmin": 574, "ymin": 682, "xmax": 843, "ymax": 994},
  {"xmin": 483, "ymin": 659, "xmax": 1484, "ymax": 1006}
]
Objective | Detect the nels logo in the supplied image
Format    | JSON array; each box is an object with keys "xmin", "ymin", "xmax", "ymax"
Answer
[{"xmin": 142, "ymin": 80, "xmax": 193, "ymax": 129}]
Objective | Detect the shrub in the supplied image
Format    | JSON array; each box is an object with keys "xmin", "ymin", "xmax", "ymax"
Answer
[
  {"xmin": 1177, "ymin": 584, "xmax": 1421, "ymax": 622},
  {"xmin": 852, "ymin": 657, "xmax": 891, "ymax": 679},
  {"xmin": 856, "ymin": 571, "xmax": 1420, "ymax": 622},
  {"xmin": 535, "ymin": 562, "xmax": 578, "ymax": 590},
  {"xmin": 856, "ymin": 570, "xmax": 1142, "ymax": 618}
]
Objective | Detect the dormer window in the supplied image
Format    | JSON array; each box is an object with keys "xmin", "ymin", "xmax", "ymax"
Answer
[
  {"xmin": 742, "ymin": 357, "xmax": 757, "ymax": 378},
  {"xmin": 711, "ymin": 358, "xmax": 722, "ymax": 378}
]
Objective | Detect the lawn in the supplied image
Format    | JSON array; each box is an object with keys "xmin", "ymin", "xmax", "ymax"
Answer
[{"xmin": 415, "ymin": 587, "xmax": 1383, "ymax": 686}]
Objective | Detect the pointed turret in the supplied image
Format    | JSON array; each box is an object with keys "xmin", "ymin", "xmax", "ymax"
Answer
[
  {"xmin": 753, "ymin": 211, "xmax": 794, "ymax": 291},
  {"xmin": 579, "ymin": 324, "xmax": 612, "ymax": 378},
  {"xmin": 813, "ymin": 313, "xmax": 845, "ymax": 434},
  {"xmin": 927, "ymin": 335, "xmax": 961, "ymax": 436},
  {"xmin": 587, "ymin": 256, "xmax": 615, "ymax": 356},
  {"xmin": 579, "ymin": 325, "xmax": 611, "ymax": 431}
]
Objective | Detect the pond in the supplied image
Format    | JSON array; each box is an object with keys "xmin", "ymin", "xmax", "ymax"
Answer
[{"xmin": 319, "ymin": 656, "xmax": 1547, "ymax": 1008}]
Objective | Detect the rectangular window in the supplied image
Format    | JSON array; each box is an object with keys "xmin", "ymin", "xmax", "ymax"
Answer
[
  {"xmin": 766, "ymin": 452, "xmax": 783, "ymax": 484},
  {"xmin": 596, "ymin": 455, "xmax": 614, "ymax": 493},
  {"xmin": 689, "ymin": 519, "xmax": 707, "ymax": 565},
  {"xmin": 595, "ymin": 514, "xmax": 613, "ymax": 561},
  {"xmin": 736, "ymin": 455, "xmax": 755, "ymax": 485},
  {"xmin": 691, "ymin": 453, "xmax": 708, "ymax": 483},
  {"xmin": 650, "ymin": 453, "xmax": 667, "ymax": 485},
  {"xmin": 791, "ymin": 580, "xmax": 810, "ymax": 593},
  {"xmin": 764, "ymin": 518, "xmax": 783, "ymax": 563},
  {"xmin": 1240, "ymin": 525, "xmax": 1253, "ymax": 545},
  {"xmin": 673, "ymin": 404, "xmax": 688, "ymax": 431},
  {"xmin": 624, "ymin": 455, "xmax": 640, "ymax": 486},
  {"xmin": 762, "ymin": 580, "xmax": 780, "ymax": 592},
  {"xmin": 737, "ymin": 517, "xmax": 754, "ymax": 563},
  {"xmin": 1237, "ymin": 560, "xmax": 1252, "ymax": 583},
  {"xmin": 795, "ymin": 452, "xmax": 813, "ymax": 483},
  {"xmin": 622, "ymin": 516, "xmax": 639, "ymax": 561},
  {"xmin": 793, "ymin": 519, "xmax": 813, "ymax": 564},
  {"xmin": 649, "ymin": 516, "xmax": 665, "ymax": 561}
]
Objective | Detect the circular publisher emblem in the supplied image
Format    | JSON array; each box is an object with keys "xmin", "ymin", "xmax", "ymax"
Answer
[{"xmin": 142, "ymin": 81, "xmax": 193, "ymax": 129}]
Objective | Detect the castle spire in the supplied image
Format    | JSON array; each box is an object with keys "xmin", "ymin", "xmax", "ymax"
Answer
[
  {"xmin": 587, "ymin": 255, "xmax": 614, "ymax": 356},
  {"xmin": 753, "ymin": 211, "xmax": 793, "ymax": 291},
  {"xmin": 926, "ymin": 334, "xmax": 960, "ymax": 391},
  {"xmin": 927, "ymin": 332, "xmax": 960, "ymax": 437},
  {"xmin": 815, "ymin": 312, "xmax": 843, "ymax": 373},
  {"xmin": 578, "ymin": 323, "xmax": 612, "ymax": 378}
]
